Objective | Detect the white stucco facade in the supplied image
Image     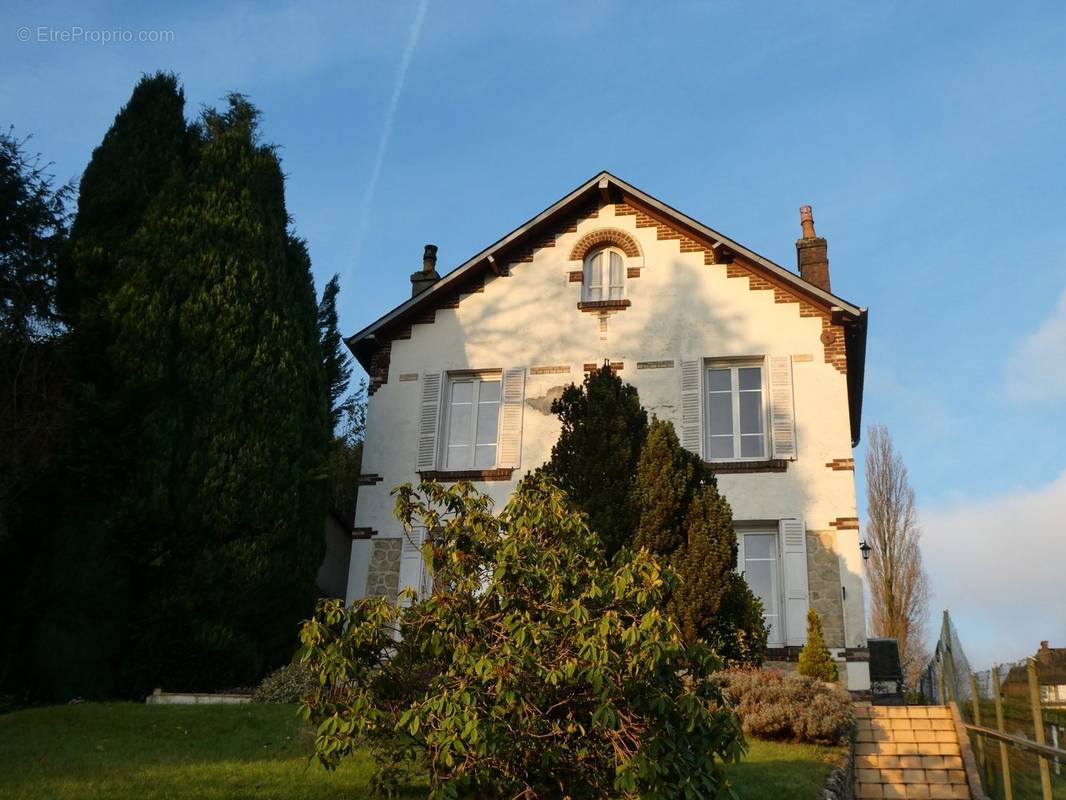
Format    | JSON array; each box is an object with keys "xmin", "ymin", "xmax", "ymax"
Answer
[{"xmin": 346, "ymin": 177, "xmax": 870, "ymax": 690}]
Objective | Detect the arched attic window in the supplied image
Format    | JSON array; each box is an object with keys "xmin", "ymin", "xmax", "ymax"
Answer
[{"xmin": 583, "ymin": 246, "xmax": 626, "ymax": 302}]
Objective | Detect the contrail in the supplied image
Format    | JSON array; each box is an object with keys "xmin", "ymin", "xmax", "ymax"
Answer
[{"xmin": 348, "ymin": 0, "xmax": 429, "ymax": 281}]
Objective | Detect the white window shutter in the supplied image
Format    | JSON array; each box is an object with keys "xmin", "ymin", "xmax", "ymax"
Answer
[
  {"xmin": 769, "ymin": 356, "xmax": 797, "ymax": 460},
  {"xmin": 398, "ymin": 527, "xmax": 427, "ymax": 606},
  {"xmin": 780, "ymin": 518, "xmax": 809, "ymax": 646},
  {"xmin": 679, "ymin": 359, "xmax": 703, "ymax": 458},
  {"xmin": 416, "ymin": 372, "xmax": 443, "ymax": 471},
  {"xmin": 497, "ymin": 367, "xmax": 526, "ymax": 469}
]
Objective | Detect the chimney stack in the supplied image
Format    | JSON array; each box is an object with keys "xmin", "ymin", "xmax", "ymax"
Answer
[
  {"xmin": 410, "ymin": 243, "xmax": 440, "ymax": 297},
  {"xmin": 796, "ymin": 205, "xmax": 831, "ymax": 292}
]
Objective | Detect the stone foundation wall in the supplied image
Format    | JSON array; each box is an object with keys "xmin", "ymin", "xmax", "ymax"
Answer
[
  {"xmin": 806, "ymin": 530, "xmax": 845, "ymax": 648},
  {"xmin": 366, "ymin": 538, "xmax": 401, "ymax": 603}
]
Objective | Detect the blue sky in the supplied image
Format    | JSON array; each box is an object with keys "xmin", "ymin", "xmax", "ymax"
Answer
[{"xmin": 5, "ymin": 0, "xmax": 1065, "ymax": 669}]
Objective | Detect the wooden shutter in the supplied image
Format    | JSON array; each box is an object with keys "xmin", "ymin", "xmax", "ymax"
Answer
[
  {"xmin": 780, "ymin": 518, "xmax": 810, "ymax": 646},
  {"xmin": 497, "ymin": 367, "xmax": 526, "ymax": 469},
  {"xmin": 679, "ymin": 359, "xmax": 703, "ymax": 458},
  {"xmin": 398, "ymin": 527, "xmax": 427, "ymax": 607},
  {"xmin": 416, "ymin": 372, "xmax": 443, "ymax": 471},
  {"xmin": 768, "ymin": 356, "xmax": 797, "ymax": 460}
]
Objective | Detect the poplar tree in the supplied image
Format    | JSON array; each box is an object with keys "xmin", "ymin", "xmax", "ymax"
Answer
[{"xmin": 541, "ymin": 363, "xmax": 647, "ymax": 558}]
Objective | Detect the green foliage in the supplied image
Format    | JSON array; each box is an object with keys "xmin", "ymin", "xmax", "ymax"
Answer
[
  {"xmin": 326, "ymin": 380, "xmax": 365, "ymax": 527},
  {"xmin": 297, "ymin": 477, "xmax": 745, "ymax": 799},
  {"xmin": 541, "ymin": 363, "xmax": 647, "ymax": 559},
  {"xmin": 253, "ymin": 662, "xmax": 318, "ymax": 704},
  {"xmin": 317, "ymin": 273, "xmax": 353, "ymax": 432},
  {"xmin": 35, "ymin": 76, "xmax": 329, "ymax": 700},
  {"xmin": 796, "ymin": 610, "xmax": 839, "ymax": 684},
  {"xmin": 631, "ymin": 418, "xmax": 766, "ymax": 665},
  {"xmin": 714, "ymin": 669, "xmax": 854, "ymax": 745},
  {"xmin": 703, "ymin": 573, "xmax": 769, "ymax": 668},
  {"xmin": 0, "ymin": 130, "xmax": 73, "ymax": 702}
]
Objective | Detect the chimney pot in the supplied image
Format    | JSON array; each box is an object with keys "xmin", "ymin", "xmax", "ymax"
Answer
[
  {"xmin": 422, "ymin": 244, "xmax": 438, "ymax": 273},
  {"xmin": 796, "ymin": 204, "xmax": 831, "ymax": 292},
  {"xmin": 1041, "ymin": 640, "xmax": 1050, "ymax": 650}
]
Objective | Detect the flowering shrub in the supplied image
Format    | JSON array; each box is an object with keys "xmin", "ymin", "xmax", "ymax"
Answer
[
  {"xmin": 713, "ymin": 668, "xmax": 853, "ymax": 745},
  {"xmin": 297, "ymin": 476, "xmax": 745, "ymax": 799}
]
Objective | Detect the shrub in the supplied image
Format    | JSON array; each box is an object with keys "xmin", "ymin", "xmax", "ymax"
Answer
[
  {"xmin": 713, "ymin": 669, "xmax": 854, "ymax": 745},
  {"xmin": 253, "ymin": 663, "xmax": 317, "ymax": 704},
  {"xmin": 704, "ymin": 573, "xmax": 769, "ymax": 668},
  {"xmin": 797, "ymin": 609, "xmax": 839, "ymax": 683},
  {"xmin": 297, "ymin": 476, "xmax": 745, "ymax": 799}
]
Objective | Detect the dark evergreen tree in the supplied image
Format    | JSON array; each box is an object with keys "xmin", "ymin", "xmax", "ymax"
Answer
[
  {"xmin": 632, "ymin": 418, "xmax": 766, "ymax": 663},
  {"xmin": 0, "ymin": 131, "xmax": 73, "ymax": 701},
  {"xmin": 105, "ymin": 95, "xmax": 329, "ymax": 693},
  {"xmin": 317, "ymin": 273, "xmax": 352, "ymax": 432},
  {"xmin": 34, "ymin": 73, "xmax": 191, "ymax": 700},
  {"xmin": 541, "ymin": 363, "xmax": 647, "ymax": 558}
]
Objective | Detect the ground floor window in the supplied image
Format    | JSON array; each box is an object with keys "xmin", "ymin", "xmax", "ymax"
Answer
[{"xmin": 741, "ymin": 531, "xmax": 781, "ymax": 646}]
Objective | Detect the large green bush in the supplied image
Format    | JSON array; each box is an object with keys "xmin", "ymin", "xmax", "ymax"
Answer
[
  {"xmin": 297, "ymin": 477, "xmax": 745, "ymax": 799},
  {"xmin": 253, "ymin": 663, "xmax": 317, "ymax": 704},
  {"xmin": 713, "ymin": 669, "xmax": 853, "ymax": 745}
]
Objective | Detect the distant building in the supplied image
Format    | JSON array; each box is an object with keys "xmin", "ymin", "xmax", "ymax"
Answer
[{"xmin": 1003, "ymin": 641, "xmax": 1066, "ymax": 708}]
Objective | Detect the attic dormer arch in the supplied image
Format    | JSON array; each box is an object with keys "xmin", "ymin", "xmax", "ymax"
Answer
[{"xmin": 567, "ymin": 227, "xmax": 642, "ymax": 262}]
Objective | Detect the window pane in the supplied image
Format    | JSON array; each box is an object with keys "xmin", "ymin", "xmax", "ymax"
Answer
[
  {"xmin": 587, "ymin": 287, "xmax": 602, "ymax": 301},
  {"xmin": 738, "ymin": 366, "xmax": 762, "ymax": 391},
  {"xmin": 740, "ymin": 434, "xmax": 765, "ymax": 458},
  {"xmin": 708, "ymin": 435, "xmax": 734, "ymax": 459},
  {"xmin": 744, "ymin": 560, "xmax": 773, "ymax": 608},
  {"xmin": 707, "ymin": 368, "xmax": 732, "ymax": 392},
  {"xmin": 739, "ymin": 390, "xmax": 763, "ymax": 435},
  {"xmin": 586, "ymin": 252, "xmax": 603, "ymax": 287},
  {"xmin": 450, "ymin": 381, "xmax": 473, "ymax": 405},
  {"xmin": 608, "ymin": 286, "xmax": 624, "ymax": 300},
  {"xmin": 475, "ymin": 402, "xmax": 500, "ymax": 448},
  {"xmin": 609, "ymin": 251, "xmax": 624, "ymax": 286},
  {"xmin": 478, "ymin": 379, "xmax": 500, "ymax": 404},
  {"xmin": 708, "ymin": 392, "xmax": 733, "ymax": 436},
  {"xmin": 745, "ymin": 533, "xmax": 775, "ymax": 560},
  {"xmin": 474, "ymin": 444, "xmax": 497, "ymax": 468}
]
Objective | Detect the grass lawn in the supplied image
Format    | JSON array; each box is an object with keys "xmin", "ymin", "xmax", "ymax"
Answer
[{"xmin": 0, "ymin": 703, "xmax": 840, "ymax": 799}]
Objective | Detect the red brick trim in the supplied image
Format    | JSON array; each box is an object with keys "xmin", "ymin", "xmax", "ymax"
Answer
[
  {"xmin": 825, "ymin": 458, "xmax": 855, "ymax": 471},
  {"xmin": 614, "ymin": 197, "xmax": 848, "ymax": 375},
  {"xmin": 829, "ymin": 516, "xmax": 859, "ymax": 530},
  {"xmin": 707, "ymin": 459, "xmax": 788, "ymax": 474},
  {"xmin": 584, "ymin": 361, "xmax": 623, "ymax": 374},
  {"xmin": 567, "ymin": 227, "xmax": 642, "ymax": 261},
  {"xmin": 367, "ymin": 340, "xmax": 392, "ymax": 395},
  {"xmin": 530, "ymin": 365, "xmax": 571, "ymax": 375},
  {"xmin": 627, "ymin": 266, "xmax": 641, "ymax": 278},
  {"xmin": 357, "ymin": 473, "xmax": 384, "ymax": 486},
  {"xmin": 418, "ymin": 468, "xmax": 514, "ymax": 482},
  {"xmin": 765, "ymin": 646, "xmax": 804, "ymax": 662},
  {"xmin": 568, "ymin": 270, "xmax": 583, "ymax": 283},
  {"xmin": 577, "ymin": 299, "xmax": 631, "ymax": 312},
  {"xmin": 844, "ymin": 647, "xmax": 870, "ymax": 662},
  {"xmin": 351, "ymin": 527, "xmax": 378, "ymax": 539}
]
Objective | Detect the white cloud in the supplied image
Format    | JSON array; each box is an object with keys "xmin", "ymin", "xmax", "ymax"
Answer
[
  {"xmin": 1005, "ymin": 287, "xmax": 1066, "ymax": 404},
  {"xmin": 920, "ymin": 470, "xmax": 1066, "ymax": 670}
]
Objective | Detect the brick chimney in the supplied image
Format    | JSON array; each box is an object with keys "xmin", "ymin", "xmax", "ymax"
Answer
[
  {"xmin": 1039, "ymin": 640, "xmax": 1052, "ymax": 664},
  {"xmin": 796, "ymin": 205, "xmax": 831, "ymax": 292},
  {"xmin": 410, "ymin": 244, "xmax": 440, "ymax": 297}
]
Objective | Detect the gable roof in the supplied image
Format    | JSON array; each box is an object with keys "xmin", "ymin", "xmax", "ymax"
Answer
[{"xmin": 346, "ymin": 171, "xmax": 869, "ymax": 444}]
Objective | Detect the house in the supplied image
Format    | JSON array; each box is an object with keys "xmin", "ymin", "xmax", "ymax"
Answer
[
  {"xmin": 343, "ymin": 172, "xmax": 871, "ymax": 691},
  {"xmin": 1004, "ymin": 641, "xmax": 1066, "ymax": 708}
]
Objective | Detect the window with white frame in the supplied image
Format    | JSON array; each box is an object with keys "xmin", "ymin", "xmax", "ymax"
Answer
[
  {"xmin": 705, "ymin": 361, "xmax": 767, "ymax": 461},
  {"xmin": 583, "ymin": 247, "xmax": 625, "ymax": 302},
  {"xmin": 740, "ymin": 531, "xmax": 782, "ymax": 646},
  {"xmin": 443, "ymin": 374, "xmax": 502, "ymax": 469}
]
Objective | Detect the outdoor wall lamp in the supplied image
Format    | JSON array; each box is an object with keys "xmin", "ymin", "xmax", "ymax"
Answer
[{"xmin": 859, "ymin": 540, "xmax": 872, "ymax": 561}]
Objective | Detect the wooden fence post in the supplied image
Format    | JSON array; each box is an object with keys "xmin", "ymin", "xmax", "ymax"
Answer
[
  {"xmin": 992, "ymin": 667, "xmax": 1013, "ymax": 800},
  {"xmin": 971, "ymin": 673, "xmax": 987, "ymax": 773},
  {"xmin": 1027, "ymin": 658, "xmax": 1053, "ymax": 800}
]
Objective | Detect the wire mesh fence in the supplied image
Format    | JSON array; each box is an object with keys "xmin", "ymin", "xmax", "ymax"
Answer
[{"xmin": 918, "ymin": 610, "xmax": 1066, "ymax": 800}]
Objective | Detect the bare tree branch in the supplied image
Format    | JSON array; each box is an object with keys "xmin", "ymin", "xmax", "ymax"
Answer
[{"xmin": 864, "ymin": 424, "xmax": 931, "ymax": 687}]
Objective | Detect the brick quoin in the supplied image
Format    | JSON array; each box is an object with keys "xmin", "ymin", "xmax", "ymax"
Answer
[
  {"xmin": 825, "ymin": 458, "xmax": 855, "ymax": 471},
  {"xmin": 829, "ymin": 517, "xmax": 860, "ymax": 530}
]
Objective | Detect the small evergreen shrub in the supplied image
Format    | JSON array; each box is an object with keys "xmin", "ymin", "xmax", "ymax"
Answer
[
  {"xmin": 253, "ymin": 663, "xmax": 317, "ymax": 704},
  {"xmin": 797, "ymin": 609, "xmax": 839, "ymax": 683},
  {"xmin": 713, "ymin": 669, "xmax": 854, "ymax": 745}
]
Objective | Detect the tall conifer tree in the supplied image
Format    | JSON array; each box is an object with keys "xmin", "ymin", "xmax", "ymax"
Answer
[{"xmin": 541, "ymin": 363, "xmax": 647, "ymax": 559}]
